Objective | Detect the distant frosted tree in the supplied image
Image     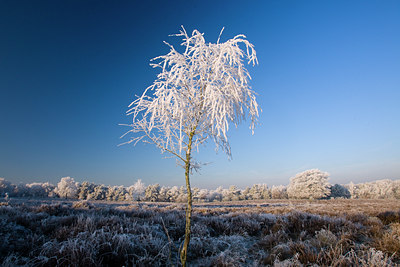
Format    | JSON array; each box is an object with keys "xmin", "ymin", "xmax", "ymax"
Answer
[
  {"xmin": 77, "ymin": 181, "xmax": 96, "ymax": 200},
  {"xmin": 41, "ymin": 182, "xmax": 56, "ymax": 198},
  {"xmin": 167, "ymin": 186, "xmax": 180, "ymax": 202},
  {"xmin": 105, "ymin": 186, "xmax": 114, "ymax": 201},
  {"xmin": 144, "ymin": 184, "xmax": 160, "ymax": 202},
  {"xmin": 271, "ymin": 185, "xmax": 288, "ymax": 199},
  {"xmin": 159, "ymin": 186, "xmax": 170, "ymax": 202},
  {"xmin": 0, "ymin": 178, "xmax": 13, "ymax": 197},
  {"xmin": 25, "ymin": 182, "xmax": 55, "ymax": 198},
  {"xmin": 191, "ymin": 187, "xmax": 201, "ymax": 202},
  {"xmin": 176, "ymin": 186, "xmax": 188, "ymax": 203},
  {"xmin": 197, "ymin": 188, "xmax": 210, "ymax": 202},
  {"xmin": 228, "ymin": 185, "xmax": 241, "ymax": 201},
  {"xmin": 248, "ymin": 184, "xmax": 260, "ymax": 200},
  {"xmin": 287, "ymin": 169, "xmax": 331, "ymax": 200},
  {"xmin": 344, "ymin": 180, "xmax": 400, "ymax": 199},
  {"xmin": 393, "ymin": 180, "xmax": 400, "ymax": 199},
  {"xmin": 106, "ymin": 185, "xmax": 128, "ymax": 201},
  {"xmin": 12, "ymin": 184, "xmax": 28, "ymax": 197},
  {"xmin": 121, "ymin": 27, "xmax": 259, "ymax": 265},
  {"xmin": 90, "ymin": 184, "xmax": 107, "ymax": 200},
  {"xmin": 249, "ymin": 184, "xmax": 270, "ymax": 200},
  {"xmin": 353, "ymin": 179, "xmax": 398, "ymax": 199},
  {"xmin": 54, "ymin": 177, "xmax": 78, "ymax": 199},
  {"xmin": 356, "ymin": 182, "xmax": 374, "ymax": 199},
  {"xmin": 330, "ymin": 184, "xmax": 350, "ymax": 199},
  {"xmin": 346, "ymin": 182, "xmax": 358, "ymax": 199},
  {"xmin": 372, "ymin": 179, "xmax": 396, "ymax": 199},
  {"xmin": 241, "ymin": 187, "xmax": 251, "ymax": 200},
  {"xmin": 128, "ymin": 179, "xmax": 146, "ymax": 201},
  {"xmin": 208, "ymin": 186, "xmax": 223, "ymax": 202},
  {"xmin": 221, "ymin": 188, "xmax": 231, "ymax": 201},
  {"xmin": 260, "ymin": 184, "xmax": 272, "ymax": 199},
  {"xmin": 25, "ymin": 183, "xmax": 42, "ymax": 197}
]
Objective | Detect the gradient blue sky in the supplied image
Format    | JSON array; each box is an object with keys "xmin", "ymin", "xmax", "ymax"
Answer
[{"xmin": 1, "ymin": 0, "xmax": 399, "ymax": 188}]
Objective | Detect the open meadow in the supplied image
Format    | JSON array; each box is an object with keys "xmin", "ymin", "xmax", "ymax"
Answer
[{"xmin": 1, "ymin": 198, "xmax": 399, "ymax": 266}]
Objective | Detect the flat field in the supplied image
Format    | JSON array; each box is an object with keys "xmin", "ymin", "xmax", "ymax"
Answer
[{"xmin": 1, "ymin": 198, "xmax": 399, "ymax": 266}]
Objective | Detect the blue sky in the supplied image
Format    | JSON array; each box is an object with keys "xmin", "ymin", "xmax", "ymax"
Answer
[{"xmin": 1, "ymin": 0, "xmax": 399, "ymax": 188}]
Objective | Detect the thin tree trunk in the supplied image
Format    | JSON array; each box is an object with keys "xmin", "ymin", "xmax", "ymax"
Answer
[{"xmin": 180, "ymin": 130, "xmax": 195, "ymax": 267}]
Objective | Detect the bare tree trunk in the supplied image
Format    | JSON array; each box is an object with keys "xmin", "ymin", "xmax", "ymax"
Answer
[{"xmin": 180, "ymin": 130, "xmax": 195, "ymax": 267}]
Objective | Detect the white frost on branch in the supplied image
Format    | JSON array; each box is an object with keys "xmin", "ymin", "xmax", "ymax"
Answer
[{"xmin": 121, "ymin": 26, "xmax": 259, "ymax": 168}]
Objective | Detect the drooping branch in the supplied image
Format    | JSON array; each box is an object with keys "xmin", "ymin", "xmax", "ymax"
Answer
[{"xmin": 122, "ymin": 26, "xmax": 259, "ymax": 167}]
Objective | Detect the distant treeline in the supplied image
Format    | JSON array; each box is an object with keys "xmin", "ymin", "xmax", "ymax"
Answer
[{"xmin": 1, "ymin": 176, "xmax": 400, "ymax": 201}]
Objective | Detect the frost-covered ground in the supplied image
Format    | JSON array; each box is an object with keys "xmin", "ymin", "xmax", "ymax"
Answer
[{"xmin": 1, "ymin": 198, "xmax": 399, "ymax": 266}]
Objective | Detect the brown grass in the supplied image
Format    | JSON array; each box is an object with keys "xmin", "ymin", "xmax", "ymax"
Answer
[{"xmin": 1, "ymin": 198, "xmax": 400, "ymax": 266}]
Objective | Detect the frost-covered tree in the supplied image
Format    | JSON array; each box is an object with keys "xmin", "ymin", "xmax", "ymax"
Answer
[
  {"xmin": 249, "ymin": 184, "xmax": 270, "ymax": 200},
  {"xmin": 106, "ymin": 185, "xmax": 128, "ymax": 201},
  {"xmin": 90, "ymin": 184, "xmax": 107, "ymax": 200},
  {"xmin": 25, "ymin": 182, "xmax": 55, "ymax": 198},
  {"xmin": 287, "ymin": 169, "xmax": 331, "ymax": 200},
  {"xmin": 371, "ymin": 179, "xmax": 397, "ymax": 199},
  {"xmin": 241, "ymin": 186, "xmax": 251, "ymax": 200},
  {"xmin": 25, "ymin": 183, "xmax": 44, "ymax": 197},
  {"xmin": 271, "ymin": 185, "xmax": 288, "ymax": 199},
  {"xmin": 144, "ymin": 184, "xmax": 160, "ymax": 202},
  {"xmin": 77, "ymin": 181, "xmax": 96, "ymax": 200},
  {"xmin": 158, "ymin": 186, "xmax": 170, "ymax": 202},
  {"xmin": 12, "ymin": 183, "xmax": 27, "ymax": 197},
  {"xmin": 346, "ymin": 181, "xmax": 358, "ymax": 199},
  {"xmin": 196, "ymin": 188, "xmax": 210, "ymax": 202},
  {"xmin": 54, "ymin": 177, "xmax": 78, "ymax": 199},
  {"xmin": 167, "ymin": 186, "xmax": 180, "ymax": 202},
  {"xmin": 330, "ymin": 184, "xmax": 350, "ymax": 199},
  {"xmin": 121, "ymin": 27, "xmax": 259, "ymax": 265},
  {"xmin": 393, "ymin": 180, "xmax": 400, "ymax": 199},
  {"xmin": 349, "ymin": 179, "xmax": 399, "ymax": 199},
  {"xmin": 41, "ymin": 182, "xmax": 56, "ymax": 198},
  {"xmin": 128, "ymin": 179, "xmax": 146, "ymax": 201},
  {"xmin": 227, "ymin": 185, "xmax": 241, "ymax": 201},
  {"xmin": 0, "ymin": 178, "xmax": 13, "ymax": 197},
  {"xmin": 212, "ymin": 186, "xmax": 224, "ymax": 202}
]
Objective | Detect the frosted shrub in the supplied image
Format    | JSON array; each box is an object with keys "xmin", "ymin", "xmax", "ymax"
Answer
[
  {"xmin": 144, "ymin": 184, "xmax": 160, "ymax": 202},
  {"xmin": 314, "ymin": 229, "xmax": 337, "ymax": 248},
  {"xmin": 273, "ymin": 253, "xmax": 303, "ymax": 267},
  {"xmin": 0, "ymin": 178, "xmax": 13, "ymax": 197},
  {"xmin": 77, "ymin": 181, "xmax": 96, "ymax": 200},
  {"xmin": 344, "ymin": 179, "xmax": 400, "ymax": 199},
  {"xmin": 195, "ymin": 188, "xmax": 210, "ymax": 202},
  {"xmin": 248, "ymin": 184, "xmax": 270, "ymax": 200},
  {"xmin": 72, "ymin": 200, "xmax": 94, "ymax": 209},
  {"xmin": 271, "ymin": 185, "xmax": 288, "ymax": 199},
  {"xmin": 106, "ymin": 185, "xmax": 129, "ymax": 201},
  {"xmin": 330, "ymin": 184, "xmax": 351, "ymax": 199},
  {"xmin": 54, "ymin": 177, "xmax": 79, "ymax": 199},
  {"xmin": 89, "ymin": 184, "xmax": 107, "ymax": 200},
  {"xmin": 128, "ymin": 179, "xmax": 145, "ymax": 201},
  {"xmin": 25, "ymin": 182, "xmax": 55, "ymax": 198},
  {"xmin": 393, "ymin": 180, "xmax": 400, "ymax": 199},
  {"xmin": 358, "ymin": 248, "xmax": 395, "ymax": 267},
  {"xmin": 287, "ymin": 169, "xmax": 331, "ymax": 199},
  {"xmin": 375, "ymin": 223, "xmax": 400, "ymax": 261}
]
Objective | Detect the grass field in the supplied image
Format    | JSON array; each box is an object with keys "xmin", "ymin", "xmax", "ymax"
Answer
[{"xmin": 1, "ymin": 198, "xmax": 399, "ymax": 266}]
